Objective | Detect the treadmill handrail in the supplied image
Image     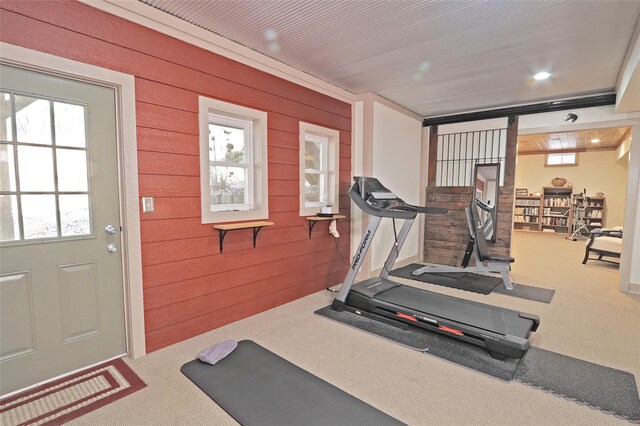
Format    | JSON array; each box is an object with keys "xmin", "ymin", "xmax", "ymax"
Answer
[{"xmin": 348, "ymin": 178, "xmax": 448, "ymax": 219}]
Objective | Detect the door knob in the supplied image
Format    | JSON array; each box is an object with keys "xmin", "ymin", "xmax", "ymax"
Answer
[
  {"xmin": 104, "ymin": 225, "xmax": 117, "ymax": 235},
  {"xmin": 107, "ymin": 243, "xmax": 118, "ymax": 253}
]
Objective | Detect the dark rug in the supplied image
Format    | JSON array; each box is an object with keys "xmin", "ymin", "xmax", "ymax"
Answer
[
  {"xmin": 391, "ymin": 263, "xmax": 555, "ymax": 303},
  {"xmin": 493, "ymin": 282, "xmax": 555, "ymax": 303},
  {"xmin": 390, "ymin": 264, "xmax": 500, "ymax": 294},
  {"xmin": 315, "ymin": 305, "xmax": 640, "ymax": 423}
]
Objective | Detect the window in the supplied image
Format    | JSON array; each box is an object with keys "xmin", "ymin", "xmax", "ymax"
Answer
[
  {"xmin": 546, "ymin": 152, "xmax": 577, "ymax": 166},
  {"xmin": 299, "ymin": 122, "xmax": 340, "ymax": 216},
  {"xmin": 199, "ymin": 97, "xmax": 268, "ymax": 224},
  {"xmin": 1, "ymin": 91, "xmax": 92, "ymax": 243}
]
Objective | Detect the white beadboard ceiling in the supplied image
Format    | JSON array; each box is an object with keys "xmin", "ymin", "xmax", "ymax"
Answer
[{"xmin": 140, "ymin": 0, "xmax": 640, "ymax": 118}]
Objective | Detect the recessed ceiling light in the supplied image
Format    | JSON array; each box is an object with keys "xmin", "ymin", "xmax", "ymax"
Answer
[
  {"xmin": 533, "ymin": 71, "xmax": 551, "ymax": 81},
  {"xmin": 591, "ymin": 138, "xmax": 601, "ymax": 143}
]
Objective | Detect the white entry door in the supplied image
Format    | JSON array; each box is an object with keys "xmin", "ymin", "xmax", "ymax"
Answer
[{"xmin": 0, "ymin": 64, "xmax": 126, "ymax": 395}]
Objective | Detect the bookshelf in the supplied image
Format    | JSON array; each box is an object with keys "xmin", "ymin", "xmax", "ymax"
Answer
[
  {"xmin": 541, "ymin": 187, "xmax": 572, "ymax": 234},
  {"xmin": 513, "ymin": 195, "xmax": 542, "ymax": 232}
]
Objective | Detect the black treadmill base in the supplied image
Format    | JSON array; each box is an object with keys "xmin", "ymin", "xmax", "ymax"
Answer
[
  {"xmin": 343, "ymin": 279, "xmax": 537, "ymax": 359},
  {"xmin": 317, "ymin": 305, "xmax": 519, "ymax": 381}
]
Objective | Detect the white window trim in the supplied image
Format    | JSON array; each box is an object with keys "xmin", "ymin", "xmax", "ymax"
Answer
[
  {"xmin": 299, "ymin": 122, "xmax": 340, "ymax": 216},
  {"xmin": 199, "ymin": 96, "xmax": 268, "ymax": 223}
]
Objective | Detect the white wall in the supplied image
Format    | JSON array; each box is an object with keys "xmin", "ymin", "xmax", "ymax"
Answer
[
  {"xmin": 370, "ymin": 102, "xmax": 424, "ymax": 270},
  {"xmin": 515, "ymin": 151, "xmax": 628, "ymax": 227}
]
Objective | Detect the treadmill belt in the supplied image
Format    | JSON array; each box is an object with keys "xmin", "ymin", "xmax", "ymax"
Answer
[
  {"xmin": 181, "ymin": 340, "xmax": 404, "ymax": 426},
  {"xmin": 315, "ymin": 306, "xmax": 640, "ymax": 423}
]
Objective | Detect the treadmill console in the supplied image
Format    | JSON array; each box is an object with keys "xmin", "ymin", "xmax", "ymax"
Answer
[{"xmin": 349, "ymin": 177, "xmax": 448, "ymax": 219}]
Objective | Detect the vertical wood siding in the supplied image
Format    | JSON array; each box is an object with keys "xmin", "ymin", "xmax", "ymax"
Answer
[
  {"xmin": 0, "ymin": 1, "xmax": 352, "ymax": 352},
  {"xmin": 424, "ymin": 118, "xmax": 517, "ymax": 265}
]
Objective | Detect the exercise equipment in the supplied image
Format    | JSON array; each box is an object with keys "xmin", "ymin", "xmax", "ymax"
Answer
[
  {"xmin": 567, "ymin": 189, "xmax": 591, "ymax": 241},
  {"xmin": 411, "ymin": 199, "xmax": 516, "ymax": 290},
  {"xmin": 332, "ymin": 177, "xmax": 539, "ymax": 359}
]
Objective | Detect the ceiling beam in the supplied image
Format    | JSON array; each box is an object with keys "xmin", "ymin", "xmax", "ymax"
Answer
[{"xmin": 423, "ymin": 94, "xmax": 616, "ymax": 127}]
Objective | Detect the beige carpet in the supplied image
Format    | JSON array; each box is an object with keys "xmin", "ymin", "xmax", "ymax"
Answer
[{"xmin": 68, "ymin": 232, "xmax": 640, "ymax": 425}]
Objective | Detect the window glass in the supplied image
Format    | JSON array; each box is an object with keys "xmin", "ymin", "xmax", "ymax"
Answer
[
  {"xmin": 17, "ymin": 145, "xmax": 55, "ymax": 192},
  {"xmin": 0, "ymin": 195, "xmax": 19, "ymax": 241},
  {"xmin": 22, "ymin": 194, "xmax": 57, "ymax": 239},
  {"xmin": 15, "ymin": 96, "xmax": 52, "ymax": 145},
  {"xmin": 209, "ymin": 123, "xmax": 246, "ymax": 164},
  {"xmin": 1, "ymin": 92, "xmax": 13, "ymax": 141},
  {"xmin": 0, "ymin": 143, "xmax": 16, "ymax": 191},
  {"xmin": 547, "ymin": 152, "xmax": 577, "ymax": 166},
  {"xmin": 304, "ymin": 135, "xmax": 329, "ymax": 206},
  {"xmin": 299, "ymin": 123, "xmax": 339, "ymax": 216},
  {"xmin": 54, "ymin": 101, "xmax": 86, "ymax": 148}
]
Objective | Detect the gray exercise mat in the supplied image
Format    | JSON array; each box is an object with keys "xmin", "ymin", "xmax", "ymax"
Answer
[
  {"xmin": 515, "ymin": 347, "xmax": 640, "ymax": 422},
  {"xmin": 492, "ymin": 282, "xmax": 555, "ymax": 303},
  {"xmin": 181, "ymin": 340, "xmax": 404, "ymax": 426},
  {"xmin": 390, "ymin": 264, "xmax": 500, "ymax": 294},
  {"xmin": 315, "ymin": 306, "xmax": 640, "ymax": 422}
]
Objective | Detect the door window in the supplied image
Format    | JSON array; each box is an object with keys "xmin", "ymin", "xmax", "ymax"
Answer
[{"xmin": 0, "ymin": 91, "xmax": 92, "ymax": 242}]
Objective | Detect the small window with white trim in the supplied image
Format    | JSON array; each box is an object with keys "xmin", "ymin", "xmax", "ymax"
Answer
[
  {"xmin": 546, "ymin": 152, "xmax": 577, "ymax": 166},
  {"xmin": 199, "ymin": 96, "xmax": 268, "ymax": 223},
  {"xmin": 299, "ymin": 122, "xmax": 340, "ymax": 216}
]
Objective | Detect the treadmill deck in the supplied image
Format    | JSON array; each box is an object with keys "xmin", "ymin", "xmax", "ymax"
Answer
[{"xmin": 349, "ymin": 278, "xmax": 536, "ymax": 339}]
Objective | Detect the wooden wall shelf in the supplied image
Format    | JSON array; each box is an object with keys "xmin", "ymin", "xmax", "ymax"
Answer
[
  {"xmin": 305, "ymin": 215, "xmax": 346, "ymax": 238},
  {"xmin": 213, "ymin": 221, "xmax": 274, "ymax": 253}
]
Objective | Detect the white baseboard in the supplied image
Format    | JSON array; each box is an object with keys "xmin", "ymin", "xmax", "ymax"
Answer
[{"xmin": 627, "ymin": 281, "xmax": 640, "ymax": 294}]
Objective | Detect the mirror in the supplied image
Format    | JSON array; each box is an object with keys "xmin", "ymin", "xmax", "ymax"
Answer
[{"xmin": 473, "ymin": 163, "xmax": 500, "ymax": 242}]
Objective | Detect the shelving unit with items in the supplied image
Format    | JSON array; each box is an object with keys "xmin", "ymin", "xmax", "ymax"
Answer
[
  {"xmin": 572, "ymin": 196, "xmax": 606, "ymax": 233},
  {"xmin": 542, "ymin": 187, "xmax": 572, "ymax": 234},
  {"xmin": 513, "ymin": 195, "xmax": 542, "ymax": 232}
]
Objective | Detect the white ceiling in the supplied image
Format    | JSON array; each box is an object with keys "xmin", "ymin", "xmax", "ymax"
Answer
[{"xmin": 140, "ymin": 0, "xmax": 640, "ymax": 118}]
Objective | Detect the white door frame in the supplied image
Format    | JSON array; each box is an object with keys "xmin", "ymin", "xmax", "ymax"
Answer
[{"xmin": 0, "ymin": 42, "xmax": 146, "ymax": 358}]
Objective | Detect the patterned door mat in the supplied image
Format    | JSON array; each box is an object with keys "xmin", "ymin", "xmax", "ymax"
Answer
[{"xmin": 1, "ymin": 358, "xmax": 146, "ymax": 426}]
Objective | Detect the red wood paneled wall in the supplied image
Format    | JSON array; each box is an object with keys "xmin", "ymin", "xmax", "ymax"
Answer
[{"xmin": 0, "ymin": 1, "xmax": 352, "ymax": 352}]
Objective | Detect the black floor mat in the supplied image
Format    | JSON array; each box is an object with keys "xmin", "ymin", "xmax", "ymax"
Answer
[
  {"xmin": 181, "ymin": 340, "xmax": 404, "ymax": 426},
  {"xmin": 390, "ymin": 264, "xmax": 500, "ymax": 294},
  {"xmin": 315, "ymin": 306, "xmax": 640, "ymax": 422},
  {"xmin": 492, "ymin": 282, "xmax": 555, "ymax": 303},
  {"xmin": 391, "ymin": 263, "xmax": 556, "ymax": 303}
]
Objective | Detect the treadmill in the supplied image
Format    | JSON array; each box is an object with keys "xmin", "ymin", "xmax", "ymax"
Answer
[{"xmin": 332, "ymin": 177, "xmax": 540, "ymax": 359}]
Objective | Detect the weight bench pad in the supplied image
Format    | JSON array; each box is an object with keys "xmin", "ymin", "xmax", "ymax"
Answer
[{"xmin": 181, "ymin": 340, "xmax": 403, "ymax": 426}]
